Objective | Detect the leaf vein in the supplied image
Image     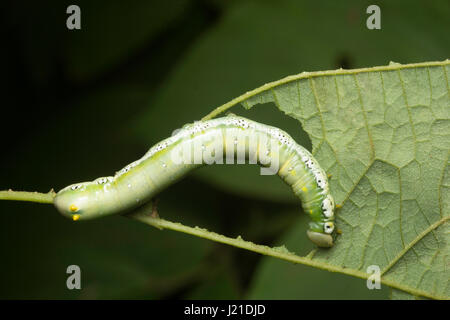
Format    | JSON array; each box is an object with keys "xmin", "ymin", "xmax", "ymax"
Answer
[{"xmin": 380, "ymin": 216, "xmax": 449, "ymax": 276}]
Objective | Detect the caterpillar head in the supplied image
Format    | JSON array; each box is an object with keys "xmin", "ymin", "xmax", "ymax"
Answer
[
  {"xmin": 306, "ymin": 213, "xmax": 336, "ymax": 247},
  {"xmin": 54, "ymin": 181, "xmax": 105, "ymax": 220},
  {"xmin": 307, "ymin": 223, "xmax": 335, "ymax": 248},
  {"xmin": 305, "ymin": 195, "xmax": 337, "ymax": 247}
]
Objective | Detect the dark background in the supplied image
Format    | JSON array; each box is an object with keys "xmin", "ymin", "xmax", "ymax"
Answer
[{"xmin": 0, "ymin": 0, "xmax": 448, "ymax": 299}]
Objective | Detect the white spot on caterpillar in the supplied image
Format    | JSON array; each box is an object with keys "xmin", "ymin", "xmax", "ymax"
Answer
[
  {"xmin": 324, "ymin": 222, "xmax": 334, "ymax": 234},
  {"xmin": 95, "ymin": 177, "xmax": 111, "ymax": 185},
  {"xmin": 316, "ymin": 174, "xmax": 327, "ymax": 189},
  {"xmin": 322, "ymin": 196, "xmax": 334, "ymax": 218}
]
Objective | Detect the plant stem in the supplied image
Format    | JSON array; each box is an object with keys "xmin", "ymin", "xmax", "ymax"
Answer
[{"xmin": 0, "ymin": 190, "xmax": 55, "ymax": 204}]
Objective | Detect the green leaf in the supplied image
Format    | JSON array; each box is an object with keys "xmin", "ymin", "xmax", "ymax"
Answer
[
  {"xmin": 211, "ymin": 60, "xmax": 448, "ymax": 300},
  {"xmin": 132, "ymin": 0, "xmax": 449, "ymax": 204}
]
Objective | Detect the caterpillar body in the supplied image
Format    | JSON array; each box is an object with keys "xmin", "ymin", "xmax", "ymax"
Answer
[{"xmin": 54, "ymin": 115, "xmax": 336, "ymax": 247}]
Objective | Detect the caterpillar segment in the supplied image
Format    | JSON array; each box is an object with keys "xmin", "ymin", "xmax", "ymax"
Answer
[{"xmin": 54, "ymin": 115, "xmax": 336, "ymax": 247}]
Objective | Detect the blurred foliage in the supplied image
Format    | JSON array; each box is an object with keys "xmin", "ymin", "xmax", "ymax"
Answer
[{"xmin": 0, "ymin": 0, "xmax": 448, "ymax": 299}]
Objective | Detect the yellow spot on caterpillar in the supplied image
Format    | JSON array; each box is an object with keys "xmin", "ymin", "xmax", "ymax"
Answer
[
  {"xmin": 69, "ymin": 204, "xmax": 78, "ymax": 212},
  {"xmin": 336, "ymin": 204, "xmax": 343, "ymax": 209},
  {"xmin": 72, "ymin": 214, "xmax": 80, "ymax": 221},
  {"xmin": 290, "ymin": 170, "xmax": 296, "ymax": 175},
  {"xmin": 302, "ymin": 187, "xmax": 308, "ymax": 192}
]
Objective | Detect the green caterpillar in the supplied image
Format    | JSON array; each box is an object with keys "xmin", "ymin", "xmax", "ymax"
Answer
[{"xmin": 54, "ymin": 115, "xmax": 337, "ymax": 247}]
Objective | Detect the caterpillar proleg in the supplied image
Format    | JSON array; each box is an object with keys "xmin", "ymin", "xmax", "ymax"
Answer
[{"xmin": 54, "ymin": 115, "xmax": 336, "ymax": 247}]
